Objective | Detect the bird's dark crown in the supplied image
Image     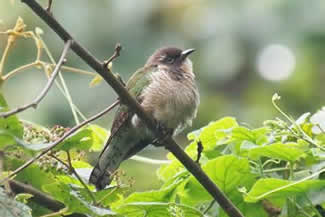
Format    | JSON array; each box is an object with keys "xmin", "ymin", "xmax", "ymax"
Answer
[{"xmin": 145, "ymin": 47, "xmax": 194, "ymax": 67}]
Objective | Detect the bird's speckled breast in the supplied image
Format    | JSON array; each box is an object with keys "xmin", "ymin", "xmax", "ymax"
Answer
[{"xmin": 140, "ymin": 63, "xmax": 199, "ymax": 133}]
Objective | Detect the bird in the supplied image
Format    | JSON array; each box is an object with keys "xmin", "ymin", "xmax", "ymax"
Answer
[{"xmin": 89, "ymin": 47, "xmax": 200, "ymax": 190}]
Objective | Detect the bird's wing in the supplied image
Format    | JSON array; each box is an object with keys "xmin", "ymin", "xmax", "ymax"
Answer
[{"xmin": 98, "ymin": 65, "xmax": 156, "ymax": 157}]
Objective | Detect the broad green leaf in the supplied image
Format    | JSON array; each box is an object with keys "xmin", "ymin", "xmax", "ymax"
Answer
[
  {"xmin": 179, "ymin": 155, "xmax": 256, "ymax": 206},
  {"xmin": 157, "ymin": 151, "xmax": 187, "ymax": 182},
  {"xmin": 231, "ymin": 127, "xmax": 270, "ymax": 155},
  {"xmin": 316, "ymin": 133, "xmax": 325, "ymax": 146},
  {"xmin": 189, "ymin": 117, "xmax": 237, "ymax": 149},
  {"xmin": 55, "ymin": 128, "xmax": 92, "ymax": 151},
  {"xmin": 232, "ymin": 127, "xmax": 255, "ymax": 142},
  {"xmin": 9, "ymin": 159, "xmax": 56, "ymax": 190},
  {"xmin": 121, "ymin": 180, "xmax": 181, "ymax": 205},
  {"xmin": 115, "ymin": 202, "xmax": 203, "ymax": 217},
  {"xmin": 248, "ymin": 142, "xmax": 306, "ymax": 162},
  {"xmin": 245, "ymin": 178, "xmax": 325, "ymax": 203},
  {"xmin": 0, "ymin": 93, "xmax": 23, "ymax": 148},
  {"xmin": 159, "ymin": 118, "xmax": 238, "ymax": 182},
  {"xmin": 87, "ymin": 124, "xmax": 109, "ymax": 152},
  {"xmin": 43, "ymin": 182, "xmax": 115, "ymax": 216},
  {"xmin": 0, "ymin": 188, "xmax": 32, "ymax": 217},
  {"xmin": 81, "ymin": 186, "xmax": 127, "ymax": 208},
  {"xmin": 72, "ymin": 160, "xmax": 92, "ymax": 168}
]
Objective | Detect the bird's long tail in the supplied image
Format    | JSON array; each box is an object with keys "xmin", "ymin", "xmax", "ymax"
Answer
[
  {"xmin": 89, "ymin": 138, "xmax": 127, "ymax": 190},
  {"xmin": 89, "ymin": 163, "xmax": 111, "ymax": 190},
  {"xmin": 89, "ymin": 139, "xmax": 149, "ymax": 190}
]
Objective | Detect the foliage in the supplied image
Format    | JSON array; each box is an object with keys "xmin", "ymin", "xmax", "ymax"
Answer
[{"xmin": 1, "ymin": 17, "xmax": 325, "ymax": 217}]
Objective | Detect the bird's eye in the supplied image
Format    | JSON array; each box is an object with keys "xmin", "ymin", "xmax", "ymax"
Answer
[{"xmin": 165, "ymin": 57, "xmax": 174, "ymax": 63}]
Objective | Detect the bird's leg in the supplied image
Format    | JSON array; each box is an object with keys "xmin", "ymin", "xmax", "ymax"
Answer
[{"xmin": 152, "ymin": 122, "xmax": 174, "ymax": 147}]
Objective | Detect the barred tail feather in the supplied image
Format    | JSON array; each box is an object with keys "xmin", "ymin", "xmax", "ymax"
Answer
[
  {"xmin": 89, "ymin": 163, "xmax": 112, "ymax": 190},
  {"xmin": 89, "ymin": 138, "xmax": 150, "ymax": 190}
]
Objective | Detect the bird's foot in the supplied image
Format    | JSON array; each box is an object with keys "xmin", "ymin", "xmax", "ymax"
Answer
[{"xmin": 152, "ymin": 122, "xmax": 174, "ymax": 147}]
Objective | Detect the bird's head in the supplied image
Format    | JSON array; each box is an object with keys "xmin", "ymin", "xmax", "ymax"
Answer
[{"xmin": 145, "ymin": 47, "xmax": 195, "ymax": 75}]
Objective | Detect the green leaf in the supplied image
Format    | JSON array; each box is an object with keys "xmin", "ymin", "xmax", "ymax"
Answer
[
  {"xmin": 0, "ymin": 93, "xmax": 23, "ymax": 148},
  {"xmin": 245, "ymin": 178, "xmax": 325, "ymax": 203},
  {"xmin": 14, "ymin": 193, "xmax": 33, "ymax": 204},
  {"xmin": 43, "ymin": 182, "xmax": 115, "ymax": 216},
  {"xmin": 316, "ymin": 133, "xmax": 325, "ymax": 146},
  {"xmin": 159, "ymin": 118, "xmax": 238, "ymax": 182},
  {"xmin": 56, "ymin": 128, "xmax": 92, "ymax": 151},
  {"xmin": 157, "ymin": 157, "xmax": 186, "ymax": 182},
  {"xmin": 9, "ymin": 159, "xmax": 56, "ymax": 190},
  {"xmin": 72, "ymin": 160, "xmax": 92, "ymax": 168},
  {"xmin": 87, "ymin": 124, "xmax": 109, "ymax": 152},
  {"xmin": 179, "ymin": 155, "xmax": 256, "ymax": 206},
  {"xmin": 0, "ymin": 188, "xmax": 32, "ymax": 217},
  {"xmin": 248, "ymin": 142, "xmax": 306, "ymax": 162},
  {"xmin": 115, "ymin": 202, "xmax": 203, "ymax": 217},
  {"xmin": 195, "ymin": 117, "xmax": 238, "ymax": 150},
  {"xmin": 81, "ymin": 186, "xmax": 127, "ymax": 208},
  {"xmin": 121, "ymin": 180, "xmax": 181, "ymax": 205}
]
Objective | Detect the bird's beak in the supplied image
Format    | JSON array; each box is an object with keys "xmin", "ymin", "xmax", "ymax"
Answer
[{"xmin": 180, "ymin": 48, "xmax": 195, "ymax": 60}]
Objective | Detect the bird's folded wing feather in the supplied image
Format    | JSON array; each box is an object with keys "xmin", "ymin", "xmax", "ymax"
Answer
[{"xmin": 98, "ymin": 65, "xmax": 155, "ymax": 157}]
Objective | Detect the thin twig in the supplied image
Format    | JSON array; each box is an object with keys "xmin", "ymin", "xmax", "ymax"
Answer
[
  {"xmin": 103, "ymin": 43, "xmax": 122, "ymax": 68},
  {"xmin": 39, "ymin": 207, "xmax": 68, "ymax": 217},
  {"xmin": 96, "ymin": 187, "xmax": 117, "ymax": 205},
  {"xmin": 2, "ymin": 62, "xmax": 40, "ymax": 81},
  {"xmin": 0, "ymin": 37, "xmax": 13, "ymax": 76},
  {"xmin": 66, "ymin": 151, "xmax": 97, "ymax": 204},
  {"xmin": 20, "ymin": 1, "xmax": 244, "ymax": 216},
  {"xmin": 39, "ymin": 36, "xmax": 80, "ymax": 124},
  {"xmin": 2, "ymin": 62, "xmax": 95, "ymax": 81},
  {"xmin": 46, "ymin": 0, "xmax": 53, "ymax": 13},
  {"xmin": 0, "ymin": 100, "xmax": 119, "ymax": 185},
  {"xmin": 204, "ymin": 200, "xmax": 216, "ymax": 215},
  {"xmin": 0, "ymin": 40, "xmax": 72, "ymax": 118}
]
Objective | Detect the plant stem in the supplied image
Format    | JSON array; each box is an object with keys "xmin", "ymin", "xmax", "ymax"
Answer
[
  {"xmin": 40, "ymin": 36, "xmax": 80, "ymax": 124},
  {"xmin": 0, "ymin": 39, "xmax": 13, "ymax": 76},
  {"xmin": 2, "ymin": 62, "xmax": 40, "ymax": 81},
  {"xmin": 0, "ymin": 40, "xmax": 72, "ymax": 118},
  {"xmin": 66, "ymin": 151, "xmax": 97, "ymax": 204},
  {"xmin": 39, "ymin": 207, "xmax": 68, "ymax": 217}
]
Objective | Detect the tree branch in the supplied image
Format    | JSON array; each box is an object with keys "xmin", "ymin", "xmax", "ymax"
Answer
[
  {"xmin": 0, "ymin": 40, "xmax": 72, "ymax": 118},
  {"xmin": 8, "ymin": 180, "xmax": 87, "ymax": 217},
  {"xmin": 19, "ymin": 0, "xmax": 244, "ymax": 216},
  {"xmin": 0, "ymin": 100, "xmax": 119, "ymax": 184}
]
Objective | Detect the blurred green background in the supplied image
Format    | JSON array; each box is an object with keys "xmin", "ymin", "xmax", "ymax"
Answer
[{"xmin": 1, "ymin": 0, "xmax": 325, "ymax": 191}]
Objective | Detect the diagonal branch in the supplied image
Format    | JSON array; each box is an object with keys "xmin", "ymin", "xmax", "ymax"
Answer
[
  {"xmin": 19, "ymin": 1, "xmax": 244, "ymax": 217},
  {"xmin": 8, "ymin": 179, "xmax": 87, "ymax": 217},
  {"xmin": 0, "ymin": 40, "xmax": 72, "ymax": 118},
  {"xmin": 0, "ymin": 100, "xmax": 119, "ymax": 184}
]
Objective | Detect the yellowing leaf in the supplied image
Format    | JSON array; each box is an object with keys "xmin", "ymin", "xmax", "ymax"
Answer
[{"xmin": 89, "ymin": 75, "xmax": 103, "ymax": 87}]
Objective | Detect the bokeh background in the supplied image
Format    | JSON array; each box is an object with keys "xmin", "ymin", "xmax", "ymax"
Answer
[{"xmin": 1, "ymin": 0, "xmax": 325, "ymax": 191}]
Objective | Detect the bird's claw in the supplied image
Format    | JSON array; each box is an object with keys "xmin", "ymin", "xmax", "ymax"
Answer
[{"xmin": 153, "ymin": 122, "xmax": 174, "ymax": 146}]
